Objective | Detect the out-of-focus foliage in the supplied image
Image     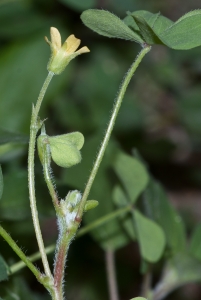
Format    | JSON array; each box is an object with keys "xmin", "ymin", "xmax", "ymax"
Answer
[{"xmin": 1, "ymin": 0, "xmax": 201, "ymax": 300}]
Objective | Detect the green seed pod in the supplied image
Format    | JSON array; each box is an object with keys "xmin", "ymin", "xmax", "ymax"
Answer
[
  {"xmin": 84, "ymin": 200, "xmax": 99, "ymax": 211},
  {"xmin": 48, "ymin": 132, "xmax": 84, "ymax": 168}
]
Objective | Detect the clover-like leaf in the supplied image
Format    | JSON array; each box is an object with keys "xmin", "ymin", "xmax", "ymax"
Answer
[
  {"xmin": 160, "ymin": 9, "xmax": 201, "ymax": 49},
  {"xmin": 49, "ymin": 132, "xmax": 84, "ymax": 168},
  {"xmin": 130, "ymin": 10, "xmax": 173, "ymax": 45},
  {"xmin": 38, "ymin": 131, "xmax": 84, "ymax": 168},
  {"xmin": 130, "ymin": 9, "xmax": 201, "ymax": 50},
  {"xmin": 81, "ymin": 9, "xmax": 144, "ymax": 44}
]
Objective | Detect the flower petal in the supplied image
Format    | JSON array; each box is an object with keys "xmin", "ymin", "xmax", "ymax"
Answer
[
  {"xmin": 75, "ymin": 46, "xmax": 90, "ymax": 55},
  {"xmin": 65, "ymin": 34, "xmax": 81, "ymax": 53},
  {"xmin": 50, "ymin": 27, "xmax": 61, "ymax": 49}
]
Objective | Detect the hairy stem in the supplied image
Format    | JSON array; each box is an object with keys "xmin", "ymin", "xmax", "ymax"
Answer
[
  {"xmin": 105, "ymin": 250, "xmax": 119, "ymax": 300},
  {"xmin": 53, "ymin": 219, "xmax": 78, "ymax": 299},
  {"xmin": 10, "ymin": 205, "xmax": 132, "ymax": 274},
  {"xmin": 0, "ymin": 226, "xmax": 42, "ymax": 282},
  {"xmin": 28, "ymin": 71, "xmax": 54, "ymax": 278},
  {"xmin": 76, "ymin": 45, "xmax": 151, "ymax": 219}
]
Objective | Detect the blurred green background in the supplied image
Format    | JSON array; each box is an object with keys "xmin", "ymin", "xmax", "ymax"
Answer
[{"xmin": 1, "ymin": 0, "xmax": 201, "ymax": 299}]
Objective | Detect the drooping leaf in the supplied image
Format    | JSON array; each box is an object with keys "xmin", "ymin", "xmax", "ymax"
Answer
[
  {"xmin": 81, "ymin": 9, "xmax": 144, "ymax": 44},
  {"xmin": 142, "ymin": 179, "xmax": 186, "ymax": 253},
  {"xmin": 0, "ymin": 165, "xmax": 3, "ymax": 200},
  {"xmin": 113, "ymin": 151, "xmax": 149, "ymax": 203},
  {"xmin": 0, "ymin": 255, "xmax": 8, "ymax": 282},
  {"xmin": 189, "ymin": 223, "xmax": 201, "ymax": 262},
  {"xmin": 133, "ymin": 209, "xmax": 166, "ymax": 262}
]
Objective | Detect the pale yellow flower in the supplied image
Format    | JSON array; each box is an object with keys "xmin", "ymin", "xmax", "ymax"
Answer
[{"xmin": 45, "ymin": 27, "xmax": 90, "ymax": 75}]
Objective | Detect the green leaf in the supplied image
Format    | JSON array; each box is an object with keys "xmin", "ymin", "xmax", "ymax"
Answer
[
  {"xmin": 134, "ymin": 209, "xmax": 166, "ymax": 262},
  {"xmin": 48, "ymin": 132, "xmax": 84, "ymax": 168},
  {"xmin": 81, "ymin": 9, "xmax": 144, "ymax": 44},
  {"xmin": 131, "ymin": 11, "xmax": 173, "ymax": 45},
  {"xmin": 113, "ymin": 151, "xmax": 149, "ymax": 203},
  {"xmin": 0, "ymin": 165, "xmax": 3, "ymax": 200},
  {"xmin": 59, "ymin": 0, "xmax": 96, "ymax": 11},
  {"xmin": 189, "ymin": 223, "xmax": 201, "ymax": 262},
  {"xmin": 160, "ymin": 9, "xmax": 201, "ymax": 49},
  {"xmin": 143, "ymin": 179, "xmax": 186, "ymax": 253},
  {"xmin": 0, "ymin": 255, "xmax": 8, "ymax": 282}
]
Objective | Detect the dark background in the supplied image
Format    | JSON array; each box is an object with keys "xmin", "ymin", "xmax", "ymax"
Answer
[{"xmin": 1, "ymin": 0, "xmax": 201, "ymax": 299}]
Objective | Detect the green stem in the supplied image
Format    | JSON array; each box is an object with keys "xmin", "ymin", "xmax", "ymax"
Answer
[
  {"xmin": 0, "ymin": 226, "xmax": 42, "ymax": 282},
  {"xmin": 76, "ymin": 45, "xmax": 151, "ymax": 219},
  {"xmin": 28, "ymin": 71, "xmax": 54, "ymax": 278},
  {"xmin": 10, "ymin": 205, "xmax": 132, "ymax": 274},
  {"xmin": 43, "ymin": 144, "xmax": 60, "ymax": 214}
]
